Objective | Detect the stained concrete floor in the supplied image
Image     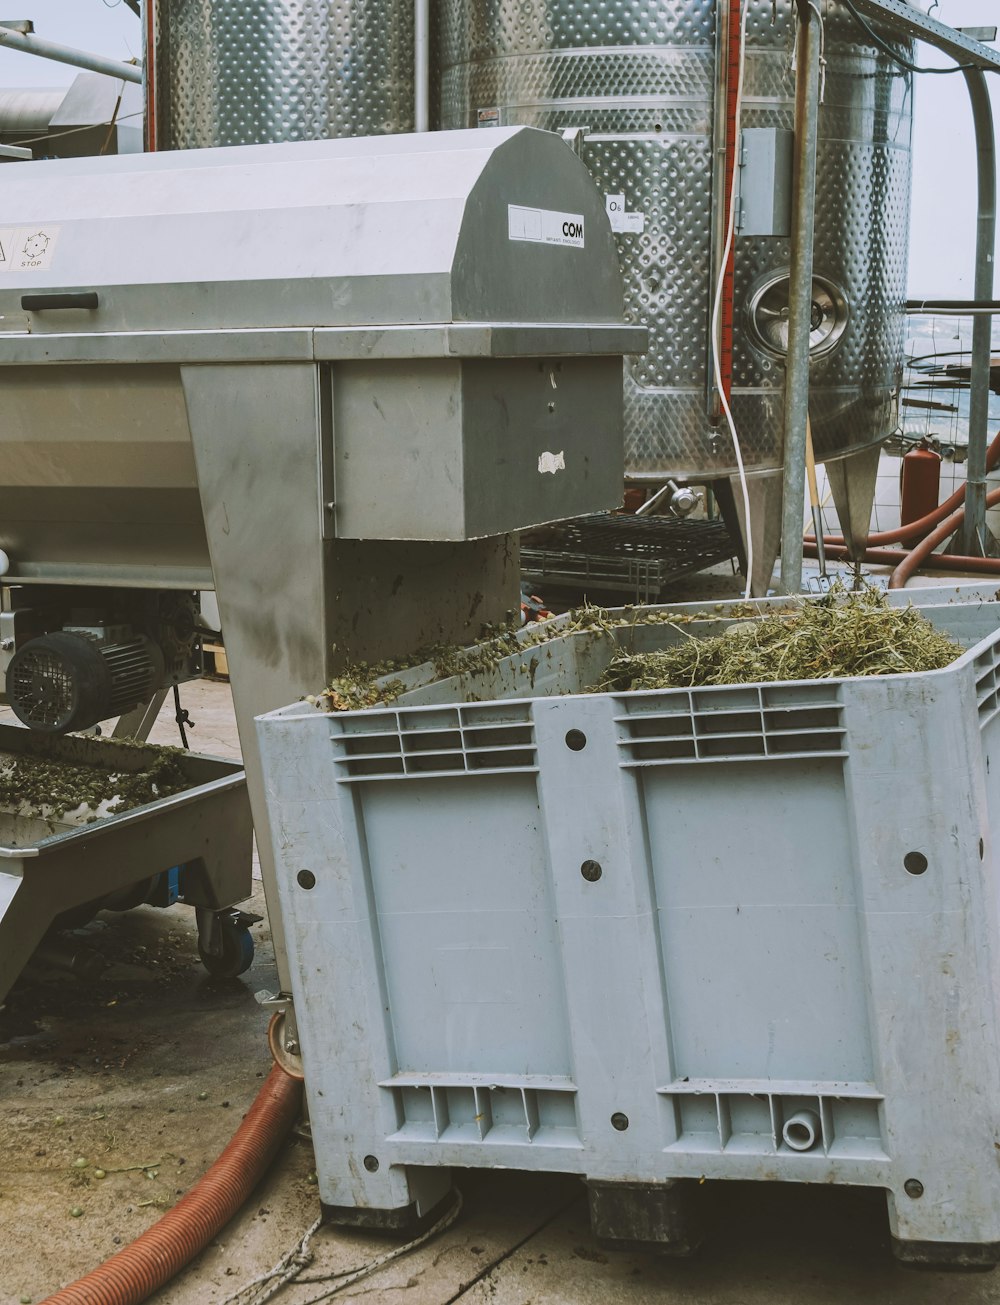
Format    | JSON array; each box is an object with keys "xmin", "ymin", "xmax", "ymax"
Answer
[{"xmin": 4, "ymin": 576, "xmax": 1000, "ymax": 1303}]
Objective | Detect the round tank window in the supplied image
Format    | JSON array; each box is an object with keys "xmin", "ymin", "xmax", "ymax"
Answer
[{"xmin": 746, "ymin": 272, "xmax": 850, "ymax": 361}]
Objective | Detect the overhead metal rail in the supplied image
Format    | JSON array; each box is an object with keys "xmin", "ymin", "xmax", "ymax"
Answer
[{"xmin": 850, "ymin": 0, "xmax": 1000, "ymax": 71}]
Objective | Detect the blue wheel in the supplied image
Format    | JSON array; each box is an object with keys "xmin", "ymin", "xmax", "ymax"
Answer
[{"xmin": 199, "ymin": 922, "xmax": 254, "ymax": 978}]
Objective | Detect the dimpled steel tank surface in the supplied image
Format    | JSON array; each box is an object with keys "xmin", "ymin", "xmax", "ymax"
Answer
[
  {"xmin": 148, "ymin": 0, "xmax": 416, "ymax": 145},
  {"xmin": 437, "ymin": 0, "xmax": 913, "ymax": 480}
]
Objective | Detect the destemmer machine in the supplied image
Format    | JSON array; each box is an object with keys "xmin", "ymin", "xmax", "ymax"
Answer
[{"xmin": 0, "ymin": 127, "xmax": 643, "ymax": 1005}]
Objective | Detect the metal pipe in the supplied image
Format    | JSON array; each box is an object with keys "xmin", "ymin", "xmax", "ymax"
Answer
[
  {"xmin": 0, "ymin": 23, "xmax": 142, "ymax": 83},
  {"xmin": 414, "ymin": 0, "xmax": 430, "ymax": 131},
  {"xmin": 955, "ymin": 68, "xmax": 995, "ymax": 557},
  {"xmin": 907, "ymin": 299, "xmax": 1000, "ymax": 312},
  {"xmin": 905, "ymin": 307, "xmax": 1000, "ymax": 316},
  {"xmin": 779, "ymin": 0, "xmax": 822, "ymax": 594},
  {"xmin": 635, "ymin": 482, "xmax": 673, "ymax": 516}
]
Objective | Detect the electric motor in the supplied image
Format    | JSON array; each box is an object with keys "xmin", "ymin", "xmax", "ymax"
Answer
[{"xmin": 7, "ymin": 630, "xmax": 165, "ymax": 734}]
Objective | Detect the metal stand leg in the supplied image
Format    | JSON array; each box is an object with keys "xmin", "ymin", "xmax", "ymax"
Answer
[{"xmin": 112, "ymin": 688, "xmax": 169, "ymax": 741}]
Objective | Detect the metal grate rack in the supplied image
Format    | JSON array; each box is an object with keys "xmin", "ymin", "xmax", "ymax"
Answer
[{"xmin": 521, "ymin": 513, "xmax": 739, "ymax": 605}]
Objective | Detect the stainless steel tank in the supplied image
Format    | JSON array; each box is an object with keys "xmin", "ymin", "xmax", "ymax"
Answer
[
  {"xmin": 148, "ymin": 0, "xmax": 414, "ymax": 148},
  {"xmin": 437, "ymin": 0, "xmax": 913, "ymax": 481}
]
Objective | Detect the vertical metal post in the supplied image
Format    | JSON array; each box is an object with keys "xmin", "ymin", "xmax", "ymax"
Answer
[
  {"xmin": 779, "ymin": 0, "xmax": 821, "ymax": 594},
  {"xmin": 414, "ymin": 0, "xmax": 430, "ymax": 131},
  {"xmin": 957, "ymin": 69, "xmax": 995, "ymax": 556},
  {"xmin": 143, "ymin": 0, "xmax": 158, "ymax": 151}
]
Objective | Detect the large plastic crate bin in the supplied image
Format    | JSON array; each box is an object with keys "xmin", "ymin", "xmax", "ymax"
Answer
[{"xmin": 256, "ymin": 586, "xmax": 1000, "ymax": 1263}]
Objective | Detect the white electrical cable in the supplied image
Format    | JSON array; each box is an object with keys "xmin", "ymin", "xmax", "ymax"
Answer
[{"xmin": 710, "ymin": 0, "xmax": 754, "ymax": 601}]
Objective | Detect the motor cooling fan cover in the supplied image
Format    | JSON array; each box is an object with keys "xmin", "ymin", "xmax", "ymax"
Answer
[{"xmin": 7, "ymin": 630, "xmax": 160, "ymax": 734}]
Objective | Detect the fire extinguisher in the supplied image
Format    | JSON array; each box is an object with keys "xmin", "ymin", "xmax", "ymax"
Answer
[{"xmin": 900, "ymin": 440, "xmax": 941, "ymax": 527}]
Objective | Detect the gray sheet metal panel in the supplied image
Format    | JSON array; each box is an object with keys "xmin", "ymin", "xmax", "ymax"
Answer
[
  {"xmin": 0, "ymin": 324, "xmax": 645, "ymax": 366},
  {"xmin": 0, "ymin": 129, "xmax": 625, "ymax": 333},
  {"xmin": 0, "ymin": 363, "xmax": 210, "ymax": 579},
  {"xmin": 332, "ymin": 356, "xmax": 624, "ymax": 540},
  {"xmin": 256, "ymin": 592, "xmax": 1000, "ymax": 1252},
  {"xmin": 438, "ymin": 0, "xmax": 913, "ymax": 478}
]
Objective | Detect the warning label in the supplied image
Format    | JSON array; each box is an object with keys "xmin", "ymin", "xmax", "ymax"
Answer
[{"xmin": 0, "ymin": 225, "xmax": 59, "ymax": 272}]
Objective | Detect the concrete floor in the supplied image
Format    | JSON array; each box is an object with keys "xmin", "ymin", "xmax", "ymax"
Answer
[{"xmin": 4, "ymin": 578, "xmax": 1000, "ymax": 1303}]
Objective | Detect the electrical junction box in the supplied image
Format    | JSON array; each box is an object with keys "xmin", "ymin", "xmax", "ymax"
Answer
[{"xmin": 737, "ymin": 127, "xmax": 793, "ymax": 237}]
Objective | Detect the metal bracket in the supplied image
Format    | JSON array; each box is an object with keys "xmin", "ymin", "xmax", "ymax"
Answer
[
  {"xmin": 560, "ymin": 126, "xmax": 589, "ymax": 156},
  {"xmin": 850, "ymin": 0, "xmax": 1000, "ymax": 70},
  {"xmin": 255, "ymin": 987, "xmax": 293, "ymax": 1012},
  {"xmin": 316, "ymin": 363, "xmax": 336, "ymax": 540},
  {"xmin": 198, "ymin": 905, "xmax": 262, "ymax": 957}
]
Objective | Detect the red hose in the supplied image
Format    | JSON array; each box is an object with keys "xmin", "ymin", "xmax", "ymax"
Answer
[
  {"xmin": 804, "ymin": 431, "xmax": 1000, "ymax": 549},
  {"xmin": 805, "ymin": 540, "xmax": 1000, "ymax": 575},
  {"xmin": 43, "ymin": 1066, "xmax": 302, "ymax": 1305},
  {"xmin": 804, "ymin": 488, "xmax": 1000, "ymax": 587},
  {"xmin": 887, "ymin": 487, "xmax": 1000, "ymax": 589}
]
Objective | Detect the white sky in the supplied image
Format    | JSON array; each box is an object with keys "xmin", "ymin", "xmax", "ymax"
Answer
[{"xmin": 0, "ymin": 0, "xmax": 995, "ymax": 299}]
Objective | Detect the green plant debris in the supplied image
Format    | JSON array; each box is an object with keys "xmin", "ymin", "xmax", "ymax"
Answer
[
  {"xmin": 311, "ymin": 607, "xmax": 629, "ymax": 712},
  {"xmin": 310, "ymin": 591, "xmax": 958, "ymax": 710},
  {"xmin": 0, "ymin": 747, "xmax": 188, "ymax": 822},
  {"xmin": 595, "ymin": 587, "xmax": 964, "ymax": 692}
]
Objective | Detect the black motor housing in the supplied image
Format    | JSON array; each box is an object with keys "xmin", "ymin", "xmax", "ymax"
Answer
[{"xmin": 7, "ymin": 630, "xmax": 164, "ymax": 734}]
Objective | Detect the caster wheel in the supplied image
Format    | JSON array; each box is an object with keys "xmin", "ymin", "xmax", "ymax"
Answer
[
  {"xmin": 268, "ymin": 1010, "xmax": 305, "ymax": 1080},
  {"xmin": 199, "ymin": 921, "xmax": 254, "ymax": 978}
]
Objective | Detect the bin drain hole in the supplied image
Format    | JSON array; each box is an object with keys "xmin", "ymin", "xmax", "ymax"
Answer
[
  {"xmin": 903, "ymin": 852, "xmax": 928, "ymax": 876},
  {"xmin": 781, "ymin": 1109, "xmax": 820, "ymax": 1152},
  {"xmin": 581, "ymin": 860, "xmax": 603, "ymax": 882},
  {"xmin": 363, "ymin": 1154, "xmax": 380, "ymax": 1172},
  {"xmin": 297, "ymin": 870, "xmax": 317, "ymax": 890},
  {"xmin": 565, "ymin": 729, "xmax": 587, "ymax": 751},
  {"xmin": 611, "ymin": 1112, "xmax": 629, "ymax": 1131}
]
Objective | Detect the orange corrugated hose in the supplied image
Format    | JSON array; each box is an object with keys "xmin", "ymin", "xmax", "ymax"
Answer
[{"xmin": 42, "ymin": 1066, "xmax": 302, "ymax": 1305}]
